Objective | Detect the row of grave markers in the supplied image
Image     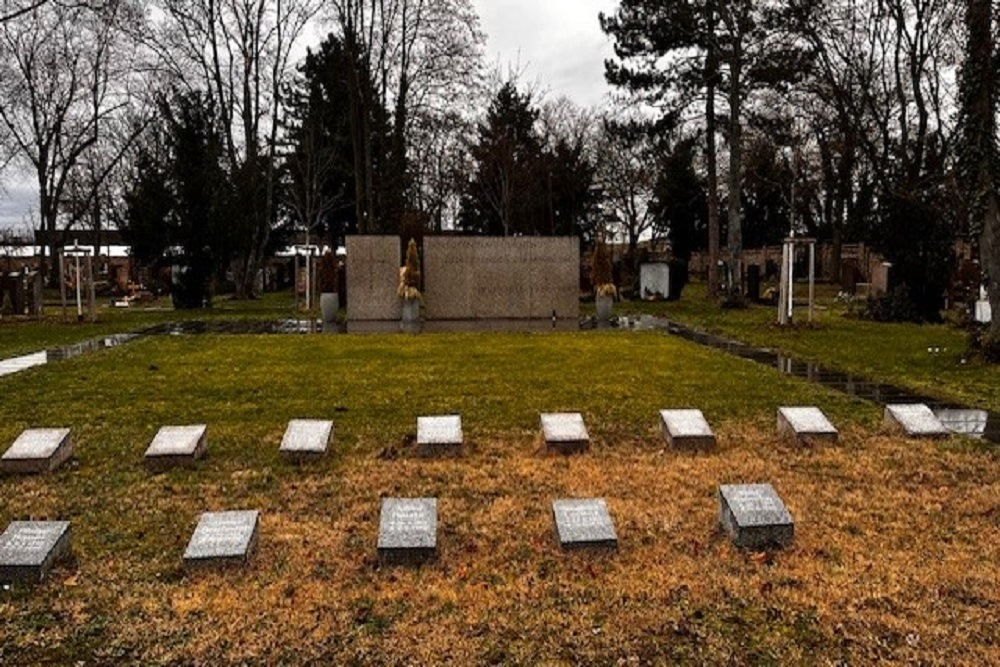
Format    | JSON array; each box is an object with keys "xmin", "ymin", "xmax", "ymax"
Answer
[
  {"xmin": 0, "ymin": 485, "xmax": 795, "ymax": 583},
  {"xmin": 0, "ymin": 403, "xmax": 950, "ymax": 584},
  {"xmin": 0, "ymin": 403, "xmax": 952, "ymax": 475}
]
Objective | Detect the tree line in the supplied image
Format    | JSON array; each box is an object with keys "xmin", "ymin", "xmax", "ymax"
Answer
[{"xmin": 0, "ymin": 0, "xmax": 998, "ymax": 339}]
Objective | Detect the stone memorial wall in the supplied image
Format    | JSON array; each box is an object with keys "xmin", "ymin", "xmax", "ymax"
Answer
[
  {"xmin": 422, "ymin": 237, "xmax": 579, "ymax": 320},
  {"xmin": 346, "ymin": 236, "xmax": 401, "ymax": 321}
]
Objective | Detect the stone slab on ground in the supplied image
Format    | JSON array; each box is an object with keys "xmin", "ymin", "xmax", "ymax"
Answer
[
  {"xmin": 659, "ymin": 409, "xmax": 716, "ymax": 449},
  {"xmin": 0, "ymin": 521, "xmax": 71, "ymax": 583},
  {"xmin": 279, "ymin": 420, "xmax": 333, "ymax": 461},
  {"xmin": 777, "ymin": 406, "xmax": 838, "ymax": 443},
  {"xmin": 144, "ymin": 424, "xmax": 207, "ymax": 471},
  {"xmin": 552, "ymin": 499, "xmax": 618, "ymax": 551},
  {"xmin": 377, "ymin": 498, "xmax": 437, "ymax": 565},
  {"xmin": 884, "ymin": 404, "xmax": 949, "ymax": 437},
  {"xmin": 0, "ymin": 428, "xmax": 72, "ymax": 474},
  {"xmin": 541, "ymin": 413, "xmax": 590, "ymax": 454},
  {"xmin": 417, "ymin": 415, "xmax": 463, "ymax": 457},
  {"xmin": 718, "ymin": 484, "xmax": 794, "ymax": 549},
  {"xmin": 183, "ymin": 510, "xmax": 259, "ymax": 568}
]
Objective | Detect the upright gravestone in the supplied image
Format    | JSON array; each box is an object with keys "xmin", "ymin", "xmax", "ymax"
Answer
[
  {"xmin": 279, "ymin": 419, "xmax": 333, "ymax": 462},
  {"xmin": 144, "ymin": 424, "xmax": 207, "ymax": 471},
  {"xmin": 777, "ymin": 406, "xmax": 838, "ymax": 444},
  {"xmin": 0, "ymin": 428, "xmax": 73, "ymax": 474},
  {"xmin": 0, "ymin": 521, "xmax": 72, "ymax": 583},
  {"xmin": 377, "ymin": 498, "xmax": 437, "ymax": 565},
  {"xmin": 183, "ymin": 510, "xmax": 259, "ymax": 568},
  {"xmin": 552, "ymin": 499, "xmax": 618, "ymax": 551},
  {"xmin": 541, "ymin": 413, "xmax": 590, "ymax": 454},
  {"xmin": 659, "ymin": 410, "xmax": 716, "ymax": 449},
  {"xmin": 718, "ymin": 484, "xmax": 794, "ymax": 549},
  {"xmin": 416, "ymin": 415, "xmax": 463, "ymax": 457},
  {"xmin": 883, "ymin": 404, "xmax": 949, "ymax": 438}
]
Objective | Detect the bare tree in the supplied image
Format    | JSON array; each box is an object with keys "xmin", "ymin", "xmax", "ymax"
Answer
[
  {"xmin": 0, "ymin": 0, "xmax": 142, "ymax": 283},
  {"xmin": 145, "ymin": 0, "xmax": 322, "ymax": 297}
]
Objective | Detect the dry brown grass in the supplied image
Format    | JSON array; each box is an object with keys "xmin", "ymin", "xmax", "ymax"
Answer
[{"xmin": 3, "ymin": 424, "xmax": 999, "ymax": 665}]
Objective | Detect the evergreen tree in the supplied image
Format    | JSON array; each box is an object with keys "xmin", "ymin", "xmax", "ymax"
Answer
[{"xmin": 652, "ymin": 137, "xmax": 708, "ymax": 262}]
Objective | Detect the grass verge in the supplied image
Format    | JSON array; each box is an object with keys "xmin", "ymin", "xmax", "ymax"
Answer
[{"xmin": 0, "ymin": 331, "xmax": 997, "ymax": 663}]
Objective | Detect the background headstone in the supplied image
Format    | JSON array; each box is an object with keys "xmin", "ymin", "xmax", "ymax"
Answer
[
  {"xmin": 777, "ymin": 406, "xmax": 838, "ymax": 443},
  {"xmin": 541, "ymin": 413, "xmax": 590, "ymax": 454},
  {"xmin": 144, "ymin": 424, "xmax": 207, "ymax": 471},
  {"xmin": 377, "ymin": 498, "xmax": 437, "ymax": 565},
  {"xmin": 0, "ymin": 428, "xmax": 72, "ymax": 474},
  {"xmin": 417, "ymin": 415, "xmax": 463, "ymax": 457},
  {"xmin": 183, "ymin": 510, "xmax": 259, "ymax": 568},
  {"xmin": 0, "ymin": 521, "xmax": 71, "ymax": 583},
  {"xmin": 884, "ymin": 404, "xmax": 949, "ymax": 437},
  {"xmin": 552, "ymin": 499, "xmax": 618, "ymax": 551},
  {"xmin": 718, "ymin": 484, "xmax": 794, "ymax": 549},
  {"xmin": 659, "ymin": 410, "xmax": 715, "ymax": 449},
  {"xmin": 279, "ymin": 420, "xmax": 333, "ymax": 461}
]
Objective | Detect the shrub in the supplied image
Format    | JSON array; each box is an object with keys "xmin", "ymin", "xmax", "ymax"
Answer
[
  {"xmin": 398, "ymin": 239, "xmax": 421, "ymax": 299},
  {"xmin": 863, "ymin": 285, "xmax": 922, "ymax": 323},
  {"xmin": 590, "ymin": 239, "xmax": 615, "ymax": 297},
  {"xmin": 318, "ymin": 251, "xmax": 339, "ymax": 293}
]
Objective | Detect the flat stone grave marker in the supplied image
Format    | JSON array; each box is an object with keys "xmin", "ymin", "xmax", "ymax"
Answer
[
  {"xmin": 884, "ymin": 404, "xmax": 949, "ymax": 437},
  {"xmin": 541, "ymin": 412, "xmax": 590, "ymax": 454},
  {"xmin": 718, "ymin": 484, "xmax": 794, "ymax": 549},
  {"xmin": 144, "ymin": 424, "xmax": 207, "ymax": 471},
  {"xmin": 377, "ymin": 498, "xmax": 437, "ymax": 565},
  {"xmin": 417, "ymin": 415, "xmax": 463, "ymax": 457},
  {"xmin": 279, "ymin": 419, "xmax": 333, "ymax": 461},
  {"xmin": 0, "ymin": 428, "xmax": 72, "ymax": 474},
  {"xmin": 183, "ymin": 510, "xmax": 259, "ymax": 568},
  {"xmin": 552, "ymin": 498, "xmax": 618, "ymax": 551},
  {"xmin": 0, "ymin": 521, "xmax": 71, "ymax": 583},
  {"xmin": 659, "ymin": 409, "xmax": 716, "ymax": 449},
  {"xmin": 777, "ymin": 406, "xmax": 838, "ymax": 443}
]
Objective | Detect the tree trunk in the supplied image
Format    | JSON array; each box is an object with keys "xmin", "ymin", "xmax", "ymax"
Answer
[
  {"xmin": 705, "ymin": 0, "xmax": 721, "ymax": 297},
  {"xmin": 726, "ymin": 39, "xmax": 743, "ymax": 297}
]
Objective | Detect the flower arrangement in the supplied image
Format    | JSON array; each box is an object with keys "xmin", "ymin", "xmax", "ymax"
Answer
[{"xmin": 398, "ymin": 238, "xmax": 422, "ymax": 300}]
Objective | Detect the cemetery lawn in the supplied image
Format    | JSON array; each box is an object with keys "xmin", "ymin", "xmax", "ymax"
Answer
[
  {"xmin": 621, "ymin": 289, "xmax": 1000, "ymax": 414},
  {"xmin": 1, "ymin": 330, "xmax": 999, "ymax": 664}
]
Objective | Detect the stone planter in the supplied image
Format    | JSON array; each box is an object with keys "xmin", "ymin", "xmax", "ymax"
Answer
[
  {"xmin": 595, "ymin": 293, "xmax": 614, "ymax": 321},
  {"xmin": 401, "ymin": 297, "xmax": 421, "ymax": 323},
  {"xmin": 320, "ymin": 292, "xmax": 339, "ymax": 323}
]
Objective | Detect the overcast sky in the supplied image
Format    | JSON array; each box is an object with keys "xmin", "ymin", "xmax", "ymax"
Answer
[
  {"xmin": 0, "ymin": 0, "xmax": 620, "ymax": 230},
  {"xmin": 473, "ymin": 0, "xmax": 617, "ymax": 108}
]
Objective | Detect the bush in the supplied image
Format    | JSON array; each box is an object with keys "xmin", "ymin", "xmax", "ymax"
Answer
[
  {"xmin": 667, "ymin": 258, "xmax": 689, "ymax": 301},
  {"xmin": 590, "ymin": 239, "xmax": 615, "ymax": 296},
  {"xmin": 968, "ymin": 325, "xmax": 1000, "ymax": 363},
  {"xmin": 398, "ymin": 239, "xmax": 421, "ymax": 299},
  {"xmin": 318, "ymin": 251, "xmax": 339, "ymax": 293},
  {"xmin": 863, "ymin": 285, "xmax": 922, "ymax": 323}
]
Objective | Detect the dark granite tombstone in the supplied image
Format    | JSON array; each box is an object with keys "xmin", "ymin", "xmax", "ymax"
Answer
[
  {"xmin": 718, "ymin": 484, "xmax": 794, "ymax": 549},
  {"xmin": 0, "ymin": 521, "xmax": 71, "ymax": 583},
  {"xmin": 182, "ymin": 510, "xmax": 259, "ymax": 568},
  {"xmin": 659, "ymin": 409, "xmax": 716, "ymax": 449},
  {"xmin": 552, "ymin": 499, "xmax": 618, "ymax": 551},
  {"xmin": 416, "ymin": 415, "xmax": 463, "ymax": 457},
  {"xmin": 541, "ymin": 413, "xmax": 590, "ymax": 454},
  {"xmin": 377, "ymin": 498, "xmax": 437, "ymax": 565},
  {"xmin": 0, "ymin": 428, "xmax": 73, "ymax": 474},
  {"xmin": 279, "ymin": 419, "xmax": 333, "ymax": 461},
  {"xmin": 144, "ymin": 424, "xmax": 207, "ymax": 471}
]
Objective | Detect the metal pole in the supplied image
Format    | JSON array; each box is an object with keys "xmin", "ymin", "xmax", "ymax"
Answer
[
  {"xmin": 74, "ymin": 253, "xmax": 82, "ymax": 320},
  {"xmin": 59, "ymin": 250, "xmax": 67, "ymax": 322},
  {"xmin": 808, "ymin": 242, "xmax": 815, "ymax": 323}
]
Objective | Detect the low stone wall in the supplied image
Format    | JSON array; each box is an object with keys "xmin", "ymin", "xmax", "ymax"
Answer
[
  {"xmin": 423, "ymin": 237, "xmax": 579, "ymax": 320},
  {"xmin": 346, "ymin": 236, "xmax": 400, "ymax": 321}
]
